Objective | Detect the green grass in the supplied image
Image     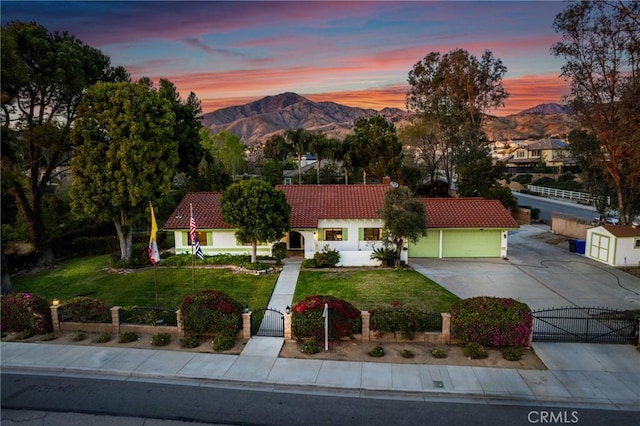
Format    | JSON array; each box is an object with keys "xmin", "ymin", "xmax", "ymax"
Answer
[
  {"xmin": 294, "ymin": 269, "xmax": 459, "ymax": 312},
  {"xmin": 12, "ymin": 255, "xmax": 277, "ymax": 311}
]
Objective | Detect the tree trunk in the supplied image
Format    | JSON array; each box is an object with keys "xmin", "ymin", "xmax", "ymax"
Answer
[
  {"xmin": 251, "ymin": 242, "xmax": 258, "ymax": 263},
  {"xmin": 113, "ymin": 219, "xmax": 133, "ymax": 261},
  {"xmin": 12, "ymin": 184, "xmax": 55, "ymax": 267},
  {"xmin": 394, "ymin": 239, "xmax": 403, "ymax": 268},
  {"xmin": 1, "ymin": 253, "xmax": 12, "ymax": 295}
]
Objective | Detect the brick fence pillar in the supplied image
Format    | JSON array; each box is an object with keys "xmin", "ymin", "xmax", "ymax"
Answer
[
  {"xmin": 50, "ymin": 305, "xmax": 61, "ymax": 331},
  {"xmin": 441, "ymin": 313, "xmax": 451, "ymax": 345},
  {"xmin": 361, "ymin": 311, "xmax": 370, "ymax": 342},
  {"xmin": 176, "ymin": 309, "xmax": 184, "ymax": 337},
  {"xmin": 110, "ymin": 306, "xmax": 121, "ymax": 334},
  {"xmin": 284, "ymin": 313, "xmax": 292, "ymax": 341},
  {"xmin": 242, "ymin": 312, "xmax": 252, "ymax": 339}
]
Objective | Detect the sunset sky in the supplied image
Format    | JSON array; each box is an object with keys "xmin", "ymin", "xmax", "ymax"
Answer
[{"xmin": 2, "ymin": 1, "xmax": 571, "ymax": 116}]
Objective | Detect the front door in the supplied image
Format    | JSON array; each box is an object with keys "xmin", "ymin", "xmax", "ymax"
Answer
[{"xmin": 289, "ymin": 231, "xmax": 303, "ymax": 250}]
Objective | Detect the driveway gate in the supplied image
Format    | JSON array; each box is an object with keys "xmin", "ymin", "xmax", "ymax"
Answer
[
  {"xmin": 532, "ymin": 307, "xmax": 638, "ymax": 344},
  {"xmin": 251, "ymin": 308, "xmax": 284, "ymax": 337}
]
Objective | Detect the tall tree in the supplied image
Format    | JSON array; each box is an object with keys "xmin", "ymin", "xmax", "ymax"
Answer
[
  {"xmin": 378, "ymin": 186, "xmax": 427, "ymax": 267},
  {"xmin": 285, "ymin": 128, "xmax": 312, "ymax": 184},
  {"xmin": 309, "ymin": 132, "xmax": 333, "ymax": 184},
  {"xmin": 70, "ymin": 82, "xmax": 178, "ymax": 261},
  {"xmin": 0, "ymin": 21, "xmax": 128, "ymax": 266},
  {"xmin": 552, "ymin": 0, "xmax": 640, "ymax": 223},
  {"xmin": 347, "ymin": 115, "xmax": 403, "ymax": 182},
  {"xmin": 406, "ymin": 49, "xmax": 508, "ymax": 187},
  {"xmin": 208, "ymin": 130, "xmax": 246, "ymax": 179},
  {"xmin": 399, "ymin": 116, "xmax": 444, "ymax": 196},
  {"xmin": 221, "ymin": 179, "xmax": 291, "ymax": 263},
  {"xmin": 263, "ymin": 133, "xmax": 293, "ymax": 162}
]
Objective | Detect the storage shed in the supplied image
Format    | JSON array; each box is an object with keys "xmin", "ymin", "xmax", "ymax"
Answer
[{"xmin": 585, "ymin": 225, "xmax": 640, "ymax": 267}]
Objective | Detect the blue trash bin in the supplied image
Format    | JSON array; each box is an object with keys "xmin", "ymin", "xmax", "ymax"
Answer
[{"xmin": 575, "ymin": 239, "xmax": 586, "ymax": 255}]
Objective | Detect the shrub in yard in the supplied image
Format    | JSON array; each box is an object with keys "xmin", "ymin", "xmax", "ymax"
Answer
[
  {"xmin": 118, "ymin": 331, "xmax": 139, "ymax": 343},
  {"xmin": 431, "ymin": 348, "xmax": 448, "ymax": 359},
  {"xmin": 0, "ymin": 292, "xmax": 53, "ymax": 335},
  {"xmin": 59, "ymin": 297, "xmax": 111, "ymax": 323},
  {"xmin": 450, "ymin": 296, "xmax": 532, "ymax": 348},
  {"xmin": 271, "ymin": 242, "xmax": 287, "ymax": 265},
  {"xmin": 312, "ymin": 244, "xmax": 340, "ymax": 268},
  {"xmin": 370, "ymin": 302, "xmax": 441, "ymax": 340},
  {"xmin": 400, "ymin": 349, "xmax": 415, "ymax": 359},
  {"xmin": 72, "ymin": 332, "xmax": 87, "ymax": 341},
  {"xmin": 370, "ymin": 247, "xmax": 397, "ymax": 267},
  {"xmin": 369, "ymin": 345, "xmax": 385, "ymax": 357},
  {"xmin": 301, "ymin": 336, "xmax": 320, "ymax": 354},
  {"xmin": 291, "ymin": 295, "xmax": 361, "ymax": 342},
  {"xmin": 211, "ymin": 333, "xmax": 236, "ymax": 351},
  {"xmin": 463, "ymin": 342, "xmax": 488, "ymax": 359},
  {"xmin": 301, "ymin": 258, "xmax": 317, "ymax": 268},
  {"xmin": 151, "ymin": 332, "xmax": 172, "ymax": 346},
  {"xmin": 94, "ymin": 333, "xmax": 112, "ymax": 343},
  {"xmin": 502, "ymin": 346, "xmax": 525, "ymax": 361},
  {"xmin": 180, "ymin": 335, "xmax": 201, "ymax": 349},
  {"xmin": 180, "ymin": 290, "xmax": 243, "ymax": 336}
]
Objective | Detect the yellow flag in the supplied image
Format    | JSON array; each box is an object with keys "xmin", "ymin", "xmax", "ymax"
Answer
[{"xmin": 148, "ymin": 204, "xmax": 160, "ymax": 264}]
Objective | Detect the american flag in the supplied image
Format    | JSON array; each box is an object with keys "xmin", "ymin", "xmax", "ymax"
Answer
[{"xmin": 189, "ymin": 205, "xmax": 205, "ymax": 260}]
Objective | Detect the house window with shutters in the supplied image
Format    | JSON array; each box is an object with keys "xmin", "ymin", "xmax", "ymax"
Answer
[
  {"xmin": 324, "ymin": 228, "xmax": 343, "ymax": 241},
  {"xmin": 362, "ymin": 228, "xmax": 383, "ymax": 241},
  {"xmin": 185, "ymin": 231, "xmax": 208, "ymax": 246}
]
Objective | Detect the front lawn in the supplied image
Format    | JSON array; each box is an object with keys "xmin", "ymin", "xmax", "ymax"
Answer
[
  {"xmin": 294, "ymin": 269, "xmax": 459, "ymax": 312},
  {"xmin": 10, "ymin": 255, "xmax": 278, "ymax": 311}
]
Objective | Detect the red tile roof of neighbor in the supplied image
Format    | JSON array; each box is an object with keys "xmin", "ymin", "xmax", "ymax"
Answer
[{"xmin": 163, "ymin": 186, "xmax": 519, "ymax": 230}]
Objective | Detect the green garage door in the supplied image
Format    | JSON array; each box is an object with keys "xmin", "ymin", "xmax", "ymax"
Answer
[
  {"xmin": 442, "ymin": 230, "xmax": 501, "ymax": 257},
  {"xmin": 408, "ymin": 231, "xmax": 441, "ymax": 257}
]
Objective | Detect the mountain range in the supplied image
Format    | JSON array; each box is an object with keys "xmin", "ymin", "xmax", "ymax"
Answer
[{"xmin": 201, "ymin": 93, "xmax": 579, "ymax": 144}]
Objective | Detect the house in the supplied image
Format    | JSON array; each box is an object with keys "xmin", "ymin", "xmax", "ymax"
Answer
[
  {"xmin": 164, "ymin": 183, "xmax": 519, "ymax": 266},
  {"xmin": 585, "ymin": 225, "xmax": 640, "ymax": 267},
  {"xmin": 505, "ymin": 138, "xmax": 576, "ymax": 173}
]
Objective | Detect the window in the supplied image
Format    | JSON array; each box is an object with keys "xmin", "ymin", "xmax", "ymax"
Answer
[
  {"xmin": 363, "ymin": 228, "xmax": 383, "ymax": 241},
  {"xmin": 324, "ymin": 228, "xmax": 343, "ymax": 241},
  {"xmin": 635, "ymin": 238, "xmax": 640, "ymax": 249},
  {"xmin": 187, "ymin": 231, "xmax": 208, "ymax": 246},
  {"xmin": 531, "ymin": 149, "xmax": 541, "ymax": 157},
  {"xmin": 517, "ymin": 150, "xmax": 525, "ymax": 158}
]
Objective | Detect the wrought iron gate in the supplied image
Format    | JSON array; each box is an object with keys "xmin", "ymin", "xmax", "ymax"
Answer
[
  {"xmin": 532, "ymin": 306, "xmax": 638, "ymax": 344},
  {"xmin": 251, "ymin": 308, "xmax": 284, "ymax": 337}
]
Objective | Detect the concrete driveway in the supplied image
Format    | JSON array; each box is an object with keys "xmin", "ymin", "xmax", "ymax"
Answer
[{"xmin": 409, "ymin": 225, "xmax": 640, "ymax": 311}]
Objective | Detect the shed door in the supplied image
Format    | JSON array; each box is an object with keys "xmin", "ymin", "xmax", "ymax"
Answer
[
  {"xmin": 442, "ymin": 230, "xmax": 501, "ymax": 257},
  {"xmin": 589, "ymin": 233, "xmax": 610, "ymax": 262}
]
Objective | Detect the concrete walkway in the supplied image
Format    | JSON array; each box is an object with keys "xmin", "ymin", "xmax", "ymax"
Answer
[{"xmin": 240, "ymin": 258, "xmax": 301, "ymax": 358}]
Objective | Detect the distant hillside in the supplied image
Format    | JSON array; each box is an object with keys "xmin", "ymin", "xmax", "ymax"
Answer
[
  {"xmin": 201, "ymin": 92, "xmax": 412, "ymax": 145},
  {"xmin": 202, "ymin": 94, "xmax": 579, "ymax": 144}
]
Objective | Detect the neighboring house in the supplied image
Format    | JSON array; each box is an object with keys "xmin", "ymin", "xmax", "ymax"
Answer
[
  {"xmin": 164, "ymin": 183, "xmax": 519, "ymax": 266},
  {"xmin": 505, "ymin": 138, "xmax": 576, "ymax": 173},
  {"xmin": 585, "ymin": 225, "xmax": 640, "ymax": 267}
]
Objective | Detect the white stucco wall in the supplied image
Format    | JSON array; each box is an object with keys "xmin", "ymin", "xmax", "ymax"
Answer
[{"xmin": 315, "ymin": 219, "xmax": 386, "ymax": 266}]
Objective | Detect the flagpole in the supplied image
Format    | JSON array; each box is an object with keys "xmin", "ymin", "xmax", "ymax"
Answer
[
  {"xmin": 154, "ymin": 262, "xmax": 158, "ymax": 305},
  {"xmin": 190, "ymin": 203, "xmax": 195, "ymax": 293}
]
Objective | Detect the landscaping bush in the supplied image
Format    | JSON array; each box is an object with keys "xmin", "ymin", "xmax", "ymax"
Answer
[
  {"xmin": 463, "ymin": 342, "xmax": 488, "ymax": 359},
  {"xmin": 180, "ymin": 335, "xmax": 201, "ymax": 349},
  {"xmin": 94, "ymin": 333, "xmax": 112, "ymax": 343},
  {"xmin": 450, "ymin": 296, "xmax": 532, "ymax": 348},
  {"xmin": 161, "ymin": 253, "xmax": 273, "ymax": 268},
  {"xmin": 370, "ymin": 247, "xmax": 397, "ymax": 267},
  {"xmin": 118, "ymin": 331, "xmax": 139, "ymax": 343},
  {"xmin": 211, "ymin": 333, "xmax": 236, "ymax": 351},
  {"xmin": 291, "ymin": 295, "xmax": 361, "ymax": 342},
  {"xmin": 368, "ymin": 345, "xmax": 385, "ymax": 357},
  {"xmin": 151, "ymin": 332, "xmax": 172, "ymax": 346},
  {"xmin": 59, "ymin": 297, "xmax": 111, "ymax": 323},
  {"xmin": 431, "ymin": 348, "xmax": 448, "ymax": 359},
  {"xmin": 180, "ymin": 290, "xmax": 243, "ymax": 336},
  {"xmin": 0, "ymin": 292, "xmax": 53, "ymax": 335},
  {"xmin": 400, "ymin": 349, "xmax": 415, "ymax": 359},
  {"xmin": 301, "ymin": 258, "xmax": 317, "ymax": 268},
  {"xmin": 300, "ymin": 336, "xmax": 320, "ymax": 354},
  {"xmin": 313, "ymin": 244, "xmax": 340, "ymax": 268},
  {"xmin": 370, "ymin": 302, "xmax": 441, "ymax": 340},
  {"xmin": 502, "ymin": 346, "xmax": 525, "ymax": 361},
  {"xmin": 512, "ymin": 174, "xmax": 532, "ymax": 185},
  {"xmin": 271, "ymin": 242, "xmax": 287, "ymax": 265}
]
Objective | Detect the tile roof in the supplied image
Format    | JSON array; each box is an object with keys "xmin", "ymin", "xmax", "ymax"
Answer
[
  {"xmin": 163, "ymin": 192, "xmax": 232, "ymax": 230},
  {"xmin": 164, "ymin": 187, "xmax": 520, "ymax": 230},
  {"xmin": 276, "ymin": 184, "xmax": 391, "ymax": 228},
  {"xmin": 420, "ymin": 198, "xmax": 520, "ymax": 229}
]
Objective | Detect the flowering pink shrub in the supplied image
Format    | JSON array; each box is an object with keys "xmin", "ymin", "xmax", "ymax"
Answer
[
  {"xmin": 180, "ymin": 290, "xmax": 242, "ymax": 336},
  {"xmin": 1, "ymin": 292, "xmax": 53, "ymax": 335},
  {"xmin": 450, "ymin": 296, "xmax": 532, "ymax": 348},
  {"xmin": 292, "ymin": 295, "xmax": 361, "ymax": 342}
]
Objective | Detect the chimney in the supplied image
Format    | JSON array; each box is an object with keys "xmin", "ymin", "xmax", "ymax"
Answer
[{"xmin": 382, "ymin": 176, "xmax": 391, "ymax": 185}]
